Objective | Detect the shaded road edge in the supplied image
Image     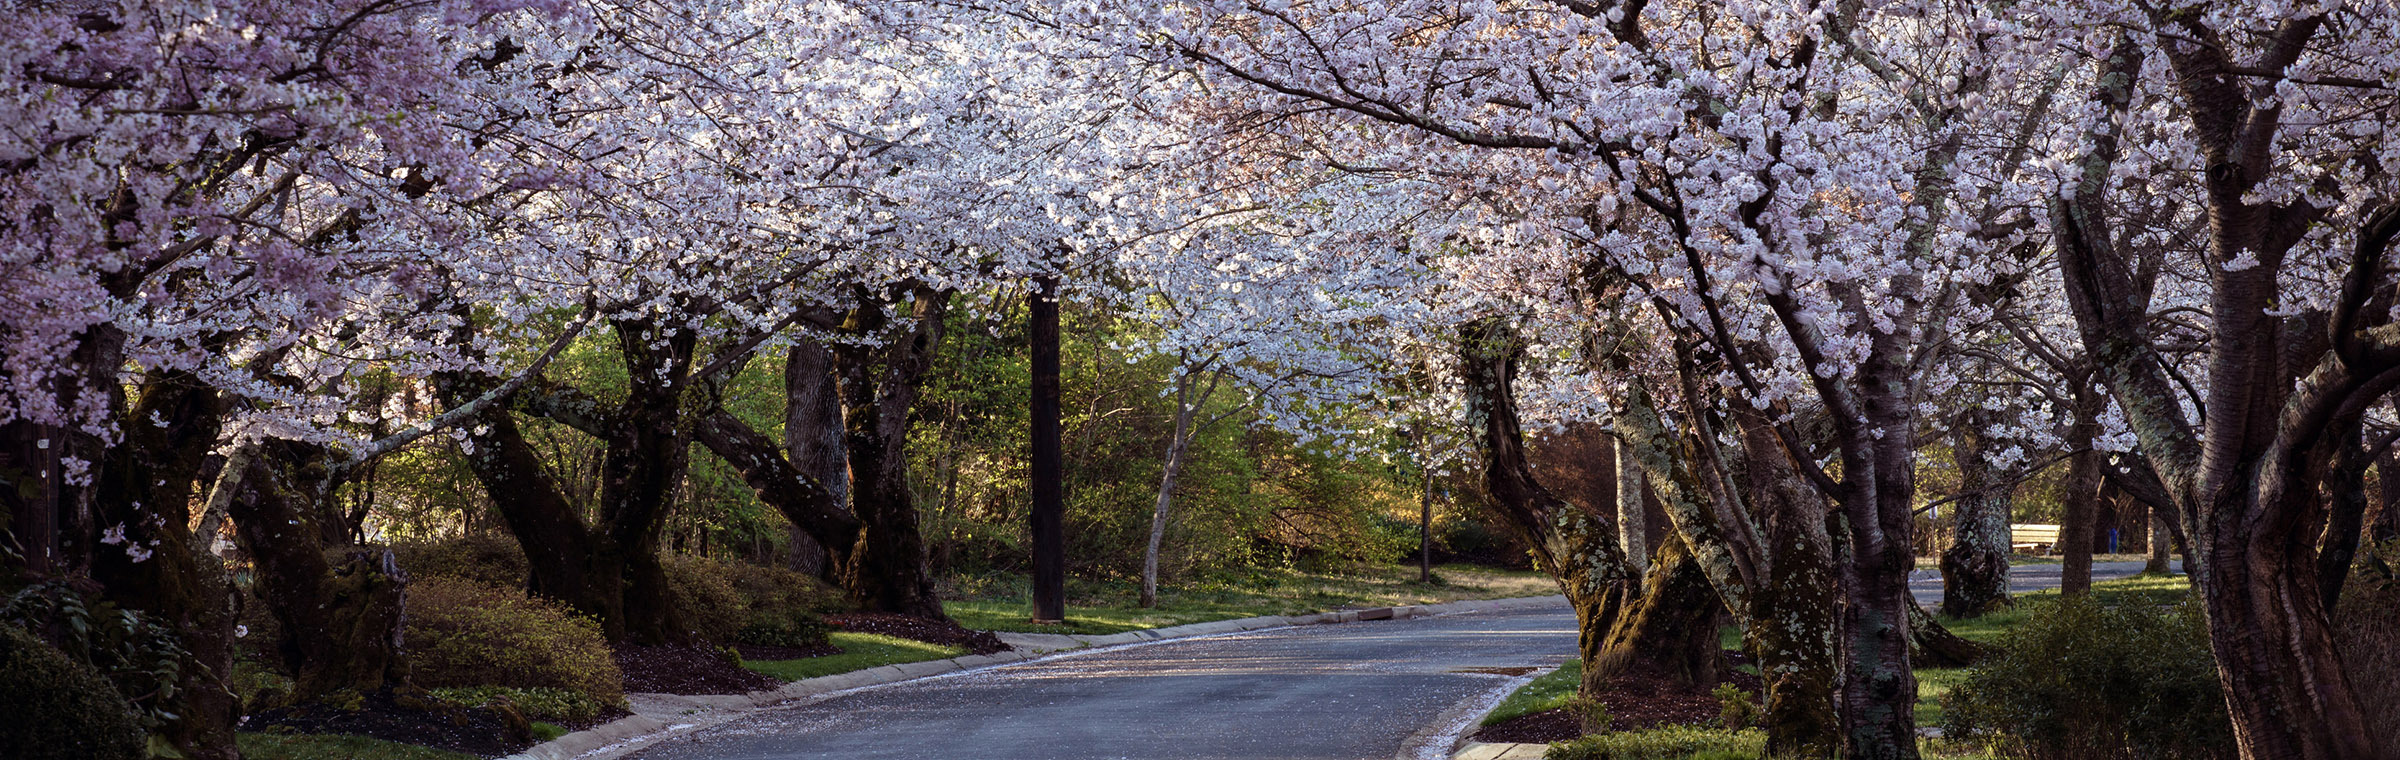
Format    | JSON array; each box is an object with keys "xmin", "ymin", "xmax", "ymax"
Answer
[
  {"xmin": 507, "ymin": 594, "xmax": 1574, "ymax": 760},
  {"xmin": 1396, "ymin": 664, "xmax": 1559, "ymax": 760}
]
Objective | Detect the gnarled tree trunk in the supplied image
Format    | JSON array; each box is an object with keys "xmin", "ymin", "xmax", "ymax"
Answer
[
  {"xmin": 1942, "ymin": 411, "xmax": 2012, "ymax": 617},
  {"xmin": 833, "ymin": 287, "xmax": 951, "ymax": 619}
]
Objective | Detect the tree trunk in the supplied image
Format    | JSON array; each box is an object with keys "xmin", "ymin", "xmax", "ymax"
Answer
[
  {"xmin": 786, "ymin": 340, "xmax": 852, "ymax": 580},
  {"xmin": 1141, "ymin": 370, "xmax": 1204, "ymax": 609},
  {"xmin": 2060, "ymin": 383, "xmax": 2104, "ymax": 596},
  {"xmin": 2375, "ymin": 448, "xmax": 2400, "ymax": 545},
  {"xmin": 1029, "ymin": 276, "xmax": 1066, "ymax": 623},
  {"xmin": 441, "ymin": 374, "xmax": 625, "ymax": 637},
  {"xmin": 1941, "ymin": 413, "xmax": 2012, "ymax": 617},
  {"xmin": 88, "ymin": 368, "xmax": 242, "ymax": 760},
  {"xmin": 834, "ymin": 288, "xmax": 951, "ymax": 619},
  {"xmin": 1616, "ymin": 436, "xmax": 1650, "ymax": 574},
  {"xmin": 229, "ymin": 444, "xmax": 410, "ymax": 701},
  {"xmin": 1583, "ymin": 533, "xmax": 1723, "ymax": 691},
  {"xmin": 2145, "ymin": 504, "xmax": 2176, "ymax": 575}
]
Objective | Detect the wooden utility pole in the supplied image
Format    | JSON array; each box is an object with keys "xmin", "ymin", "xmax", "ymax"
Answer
[
  {"xmin": 1029, "ymin": 275, "xmax": 1066, "ymax": 623},
  {"xmin": 1417, "ymin": 433, "xmax": 1433, "ymax": 583}
]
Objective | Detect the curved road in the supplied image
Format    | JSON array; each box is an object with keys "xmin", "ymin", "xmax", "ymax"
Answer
[
  {"xmin": 628, "ymin": 607, "xmax": 1578, "ymax": 760},
  {"xmin": 627, "ymin": 562, "xmax": 2171, "ymax": 760},
  {"xmin": 1907, "ymin": 559, "xmax": 2182, "ymax": 606}
]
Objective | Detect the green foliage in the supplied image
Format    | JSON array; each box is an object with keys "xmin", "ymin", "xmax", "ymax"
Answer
[
  {"xmin": 3, "ymin": 581, "xmax": 188, "ymax": 733},
  {"xmin": 427, "ymin": 686, "xmax": 608, "ymax": 724},
  {"xmin": 659, "ymin": 553, "xmax": 746, "ymax": 642},
  {"xmin": 1543, "ymin": 726, "xmax": 1766, "ymax": 760},
  {"xmin": 405, "ymin": 576, "xmax": 625, "ymax": 709},
  {"xmin": 713, "ymin": 558, "xmax": 839, "ymax": 647},
  {"xmin": 236, "ymin": 731, "xmax": 476, "ymax": 760},
  {"xmin": 1943, "ymin": 596, "xmax": 2231, "ymax": 760},
  {"xmin": 944, "ymin": 563, "xmax": 1553, "ymax": 634},
  {"xmin": 741, "ymin": 632, "xmax": 964, "ymax": 681},
  {"xmin": 531, "ymin": 722, "xmax": 567, "ymax": 742},
  {"xmin": 1483, "ymin": 660, "xmax": 1580, "ymax": 726},
  {"xmin": 1712, "ymin": 683, "xmax": 1759, "ymax": 730},
  {"xmin": 1565, "ymin": 695, "xmax": 1613, "ymax": 734},
  {"xmin": 0, "ymin": 623, "xmax": 145, "ymax": 760},
  {"xmin": 390, "ymin": 533, "xmax": 530, "ymax": 589},
  {"xmin": 233, "ymin": 658, "xmax": 297, "ymax": 713}
]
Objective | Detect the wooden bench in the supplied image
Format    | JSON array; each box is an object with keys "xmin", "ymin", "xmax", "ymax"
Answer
[{"xmin": 2011, "ymin": 523, "xmax": 2061, "ymax": 554}]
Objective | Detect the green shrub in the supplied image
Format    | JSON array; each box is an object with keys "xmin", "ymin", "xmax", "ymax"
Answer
[
  {"xmin": 1544, "ymin": 726, "xmax": 1765, "ymax": 760},
  {"xmin": 406, "ymin": 576, "xmax": 624, "ymax": 709},
  {"xmin": 427, "ymin": 686, "xmax": 608, "ymax": 724},
  {"xmin": 660, "ymin": 553, "xmax": 747, "ymax": 642},
  {"xmin": 1712, "ymin": 683, "xmax": 1759, "ymax": 730},
  {"xmin": 1943, "ymin": 596, "xmax": 2231, "ymax": 760},
  {"xmin": 4, "ymin": 581, "xmax": 188, "ymax": 732},
  {"xmin": 391, "ymin": 534, "xmax": 530, "ymax": 589},
  {"xmin": 666, "ymin": 554, "xmax": 840, "ymax": 645},
  {"xmin": 0, "ymin": 623, "xmax": 145, "ymax": 760}
]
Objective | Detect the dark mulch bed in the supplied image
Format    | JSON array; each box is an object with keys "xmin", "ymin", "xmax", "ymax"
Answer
[
  {"xmin": 733, "ymin": 641, "xmax": 843, "ymax": 661},
  {"xmin": 246, "ymin": 688, "xmax": 532, "ymax": 757},
  {"xmin": 1473, "ymin": 653, "xmax": 1767, "ymax": 744},
  {"xmin": 826, "ymin": 612, "xmax": 1010, "ymax": 655},
  {"xmin": 614, "ymin": 644, "xmax": 782, "ymax": 695}
]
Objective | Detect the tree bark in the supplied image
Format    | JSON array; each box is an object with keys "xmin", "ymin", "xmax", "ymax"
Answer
[
  {"xmin": 833, "ymin": 287, "xmax": 951, "ymax": 619},
  {"xmin": 785, "ymin": 340, "xmax": 852, "ymax": 580},
  {"xmin": 1941, "ymin": 411, "xmax": 2012, "ymax": 617},
  {"xmin": 88, "ymin": 368, "xmax": 241, "ymax": 760},
  {"xmin": 229, "ymin": 443, "xmax": 410, "ymax": 701},
  {"xmin": 1139, "ymin": 390, "xmax": 1195, "ymax": 609},
  {"xmin": 1029, "ymin": 276, "xmax": 1065, "ymax": 622},
  {"xmin": 1616, "ymin": 436, "xmax": 1650, "ymax": 574},
  {"xmin": 2060, "ymin": 381, "xmax": 2105, "ymax": 596},
  {"xmin": 1584, "ymin": 533, "xmax": 1723, "ymax": 691}
]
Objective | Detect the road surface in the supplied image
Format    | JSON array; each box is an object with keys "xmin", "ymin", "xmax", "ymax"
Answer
[
  {"xmin": 629, "ymin": 562, "xmax": 2167, "ymax": 760},
  {"xmin": 1908, "ymin": 559, "xmax": 2181, "ymax": 606},
  {"xmin": 628, "ymin": 606, "xmax": 1579, "ymax": 760}
]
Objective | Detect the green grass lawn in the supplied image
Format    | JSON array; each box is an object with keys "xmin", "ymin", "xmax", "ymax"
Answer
[
  {"xmin": 944, "ymin": 563, "xmax": 1555, "ymax": 635},
  {"xmin": 741, "ymin": 631, "xmax": 966, "ymax": 681},
  {"xmin": 236, "ymin": 733, "xmax": 474, "ymax": 760},
  {"xmin": 1482, "ymin": 659, "xmax": 1581, "ymax": 725}
]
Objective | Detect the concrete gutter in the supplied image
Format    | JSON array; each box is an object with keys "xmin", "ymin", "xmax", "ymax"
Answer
[{"xmin": 506, "ymin": 594, "xmax": 1568, "ymax": 760}]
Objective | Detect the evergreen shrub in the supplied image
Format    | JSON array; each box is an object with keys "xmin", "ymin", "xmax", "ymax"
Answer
[
  {"xmin": 405, "ymin": 576, "xmax": 624, "ymax": 709},
  {"xmin": 0, "ymin": 623, "xmax": 145, "ymax": 760},
  {"xmin": 391, "ymin": 533, "xmax": 530, "ymax": 589},
  {"xmin": 1942, "ymin": 595, "xmax": 2232, "ymax": 760}
]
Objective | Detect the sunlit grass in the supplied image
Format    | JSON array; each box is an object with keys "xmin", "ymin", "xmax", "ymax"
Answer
[
  {"xmin": 945, "ymin": 563, "xmax": 1554, "ymax": 634},
  {"xmin": 741, "ymin": 632, "xmax": 965, "ymax": 681},
  {"xmin": 1482, "ymin": 659, "xmax": 1580, "ymax": 725}
]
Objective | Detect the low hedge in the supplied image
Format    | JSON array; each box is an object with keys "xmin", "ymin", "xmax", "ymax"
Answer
[
  {"xmin": 0, "ymin": 623, "xmax": 145, "ymax": 760},
  {"xmin": 405, "ymin": 576, "xmax": 625, "ymax": 709},
  {"xmin": 1943, "ymin": 596, "xmax": 2231, "ymax": 760}
]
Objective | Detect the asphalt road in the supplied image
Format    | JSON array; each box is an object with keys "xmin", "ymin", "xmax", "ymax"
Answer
[
  {"xmin": 626, "ymin": 606, "xmax": 1578, "ymax": 760},
  {"xmin": 1908, "ymin": 559, "xmax": 2183, "ymax": 606}
]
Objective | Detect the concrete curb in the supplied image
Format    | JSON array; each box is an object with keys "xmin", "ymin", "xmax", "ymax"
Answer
[
  {"xmin": 506, "ymin": 594, "xmax": 1569, "ymax": 760},
  {"xmin": 1450, "ymin": 741, "xmax": 1549, "ymax": 760}
]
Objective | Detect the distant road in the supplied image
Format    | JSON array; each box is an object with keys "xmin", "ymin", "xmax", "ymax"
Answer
[
  {"xmin": 1908, "ymin": 560, "xmax": 2183, "ymax": 606},
  {"xmin": 627, "ymin": 605, "xmax": 1577, "ymax": 760}
]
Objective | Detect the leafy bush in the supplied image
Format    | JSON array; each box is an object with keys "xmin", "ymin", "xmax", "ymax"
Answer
[
  {"xmin": 428, "ymin": 686, "xmax": 608, "ymax": 724},
  {"xmin": 671, "ymin": 554, "xmax": 840, "ymax": 646},
  {"xmin": 3, "ymin": 581, "xmax": 188, "ymax": 732},
  {"xmin": 1712, "ymin": 683, "xmax": 1759, "ymax": 730},
  {"xmin": 1544, "ymin": 726, "xmax": 1765, "ymax": 760},
  {"xmin": 1943, "ymin": 596, "xmax": 2232, "ymax": 760},
  {"xmin": 405, "ymin": 576, "xmax": 624, "ymax": 709},
  {"xmin": 0, "ymin": 623, "xmax": 145, "ymax": 760},
  {"xmin": 660, "ymin": 553, "xmax": 747, "ymax": 642},
  {"xmin": 391, "ymin": 533, "xmax": 530, "ymax": 589}
]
